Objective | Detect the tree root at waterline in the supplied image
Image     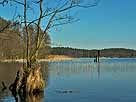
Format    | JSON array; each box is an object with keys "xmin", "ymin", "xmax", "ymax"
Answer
[
  {"xmin": 26, "ymin": 65, "xmax": 45, "ymax": 94},
  {"xmin": 9, "ymin": 64, "xmax": 45, "ymax": 100}
]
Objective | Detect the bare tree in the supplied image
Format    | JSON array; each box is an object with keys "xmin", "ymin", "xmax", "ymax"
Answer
[
  {"xmin": 0, "ymin": 0, "xmax": 100, "ymax": 97},
  {"xmin": 0, "ymin": 0, "xmax": 100, "ymax": 67}
]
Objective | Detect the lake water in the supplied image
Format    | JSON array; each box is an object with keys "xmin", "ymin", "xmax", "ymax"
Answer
[{"xmin": 1, "ymin": 58, "xmax": 136, "ymax": 102}]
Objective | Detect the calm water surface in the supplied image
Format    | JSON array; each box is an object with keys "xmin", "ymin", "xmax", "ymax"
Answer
[{"xmin": 1, "ymin": 58, "xmax": 136, "ymax": 102}]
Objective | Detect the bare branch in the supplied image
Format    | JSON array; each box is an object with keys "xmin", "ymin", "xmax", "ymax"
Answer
[
  {"xmin": 76, "ymin": 0, "xmax": 100, "ymax": 8},
  {"xmin": 0, "ymin": 0, "xmax": 8, "ymax": 6},
  {"xmin": 0, "ymin": 22, "xmax": 10, "ymax": 33},
  {"xmin": 0, "ymin": 0, "xmax": 100, "ymax": 67},
  {"xmin": 36, "ymin": 0, "xmax": 43, "ymax": 47},
  {"xmin": 30, "ymin": 10, "xmax": 58, "ymax": 60},
  {"xmin": 10, "ymin": 0, "xmax": 24, "ymax": 5},
  {"xmin": 51, "ymin": 18, "xmax": 79, "ymax": 28},
  {"xmin": 24, "ymin": 0, "xmax": 30, "ymax": 67},
  {"xmin": 25, "ymin": 0, "xmax": 100, "ymax": 27}
]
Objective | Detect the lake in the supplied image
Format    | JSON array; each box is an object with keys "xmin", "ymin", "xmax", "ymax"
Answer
[{"xmin": 0, "ymin": 58, "xmax": 136, "ymax": 102}]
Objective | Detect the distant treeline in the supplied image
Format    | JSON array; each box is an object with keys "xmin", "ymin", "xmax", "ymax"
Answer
[
  {"xmin": 0, "ymin": 17, "xmax": 51, "ymax": 59},
  {"xmin": 51, "ymin": 47, "xmax": 136, "ymax": 58}
]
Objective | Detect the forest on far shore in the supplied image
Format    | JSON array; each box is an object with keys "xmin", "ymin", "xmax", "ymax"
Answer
[
  {"xmin": 1, "ymin": 17, "xmax": 136, "ymax": 59},
  {"xmin": 51, "ymin": 47, "xmax": 136, "ymax": 58}
]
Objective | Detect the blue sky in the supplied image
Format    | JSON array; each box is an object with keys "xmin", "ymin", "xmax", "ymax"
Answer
[
  {"xmin": 1, "ymin": 0, "xmax": 136, "ymax": 50},
  {"xmin": 51, "ymin": 0, "xmax": 136, "ymax": 49}
]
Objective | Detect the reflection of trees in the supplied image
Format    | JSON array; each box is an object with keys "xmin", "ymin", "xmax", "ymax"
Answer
[
  {"xmin": 49, "ymin": 61, "xmax": 136, "ymax": 79},
  {"xmin": 41, "ymin": 62, "xmax": 49, "ymax": 85},
  {"xmin": 49, "ymin": 62, "xmax": 92, "ymax": 76},
  {"xmin": 99, "ymin": 63, "xmax": 136, "ymax": 72},
  {"xmin": 50, "ymin": 62, "xmax": 136, "ymax": 75},
  {"xmin": 0, "ymin": 62, "xmax": 49, "ymax": 102},
  {"xmin": 27, "ymin": 93, "xmax": 44, "ymax": 102},
  {"xmin": 0, "ymin": 63, "xmax": 20, "ymax": 88},
  {"xmin": 97, "ymin": 63, "xmax": 100, "ymax": 79},
  {"xmin": 0, "ymin": 62, "xmax": 21, "ymax": 99},
  {"xmin": 18, "ymin": 92, "xmax": 44, "ymax": 102}
]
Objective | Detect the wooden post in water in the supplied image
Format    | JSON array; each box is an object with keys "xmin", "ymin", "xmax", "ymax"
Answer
[{"xmin": 97, "ymin": 50, "xmax": 100, "ymax": 62}]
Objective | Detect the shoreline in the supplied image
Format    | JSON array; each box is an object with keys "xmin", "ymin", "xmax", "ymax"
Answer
[
  {"xmin": 0, "ymin": 55, "xmax": 73, "ymax": 62},
  {"xmin": 1, "ymin": 57, "xmax": 136, "ymax": 63}
]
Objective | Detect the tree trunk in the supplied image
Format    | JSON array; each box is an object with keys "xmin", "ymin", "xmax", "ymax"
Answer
[
  {"xmin": 9, "ymin": 64, "xmax": 45, "ymax": 100},
  {"xmin": 26, "ymin": 65, "xmax": 45, "ymax": 93}
]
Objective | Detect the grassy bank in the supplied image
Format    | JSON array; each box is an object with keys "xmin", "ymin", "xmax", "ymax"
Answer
[{"xmin": 0, "ymin": 55, "xmax": 73, "ymax": 62}]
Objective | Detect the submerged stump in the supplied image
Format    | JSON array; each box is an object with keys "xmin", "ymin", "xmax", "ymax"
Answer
[
  {"xmin": 9, "ymin": 64, "xmax": 45, "ymax": 100},
  {"xmin": 26, "ymin": 65, "xmax": 45, "ymax": 94}
]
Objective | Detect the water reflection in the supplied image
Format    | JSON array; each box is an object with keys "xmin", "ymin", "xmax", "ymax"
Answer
[
  {"xmin": 0, "ymin": 62, "xmax": 21, "ymax": 100},
  {"xmin": 17, "ymin": 92, "xmax": 44, "ymax": 102},
  {"xmin": 49, "ymin": 59, "xmax": 136, "ymax": 80},
  {"xmin": 41, "ymin": 62, "xmax": 50, "ymax": 86},
  {"xmin": 97, "ymin": 63, "xmax": 100, "ymax": 79},
  {"xmin": 1, "ymin": 59, "xmax": 136, "ymax": 102},
  {"xmin": 44, "ymin": 59, "xmax": 136, "ymax": 102},
  {"xmin": 0, "ymin": 62, "xmax": 49, "ymax": 102}
]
